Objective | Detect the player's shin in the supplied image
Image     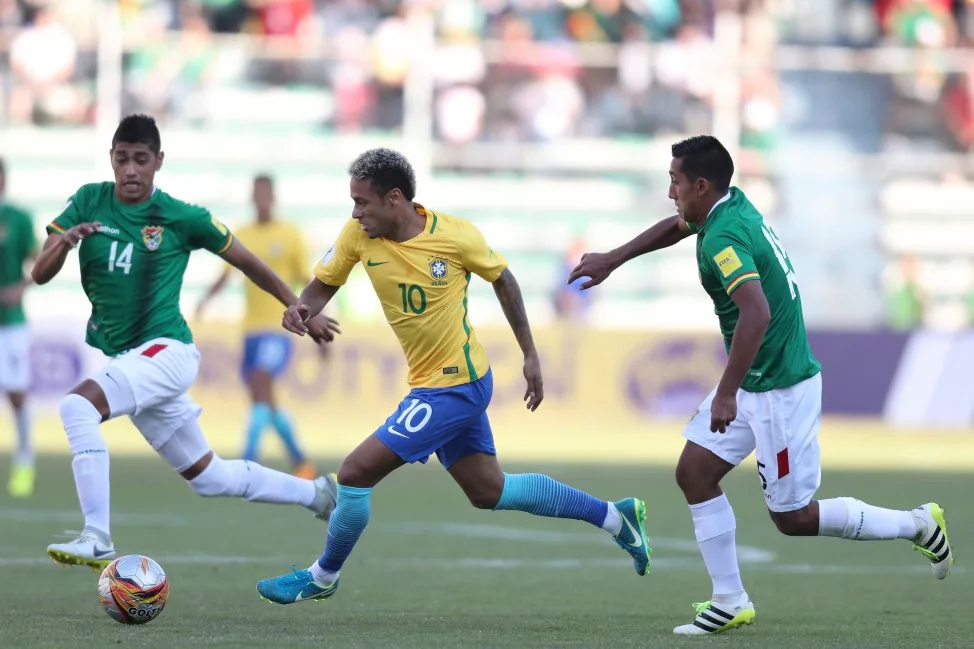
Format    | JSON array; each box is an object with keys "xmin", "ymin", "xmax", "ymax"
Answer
[
  {"xmin": 60, "ymin": 394, "xmax": 111, "ymax": 538},
  {"xmin": 311, "ymin": 484, "xmax": 372, "ymax": 584},
  {"xmin": 491, "ymin": 472, "xmax": 609, "ymax": 529},
  {"xmin": 817, "ymin": 497, "xmax": 919, "ymax": 541},
  {"xmin": 690, "ymin": 494, "xmax": 745, "ymax": 601},
  {"xmin": 186, "ymin": 455, "xmax": 318, "ymax": 508}
]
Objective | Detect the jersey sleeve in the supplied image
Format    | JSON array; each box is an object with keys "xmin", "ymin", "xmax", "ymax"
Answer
[
  {"xmin": 46, "ymin": 187, "xmax": 88, "ymax": 236},
  {"xmin": 184, "ymin": 209, "xmax": 234, "ymax": 254},
  {"xmin": 313, "ymin": 219, "xmax": 360, "ymax": 287},
  {"xmin": 701, "ymin": 228, "xmax": 760, "ymax": 296},
  {"xmin": 456, "ymin": 220, "xmax": 508, "ymax": 282}
]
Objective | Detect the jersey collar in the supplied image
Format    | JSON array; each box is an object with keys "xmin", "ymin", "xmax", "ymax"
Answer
[{"xmin": 692, "ymin": 188, "xmax": 734, "ymax": 235}]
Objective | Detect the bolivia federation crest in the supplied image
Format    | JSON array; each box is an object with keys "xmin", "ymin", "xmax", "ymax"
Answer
[
  {"xmin": 429, "ymin": 257, "xmax": 448, "ymax": 285},
  {"xmin": 141, "ymin": 225, "xmax": 164, "ymax": 251}
]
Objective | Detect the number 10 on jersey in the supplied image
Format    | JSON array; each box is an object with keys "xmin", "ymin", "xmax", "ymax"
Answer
[{"xmin": 108, "ymin": 241, "xmax": 134, "ymax": 275}]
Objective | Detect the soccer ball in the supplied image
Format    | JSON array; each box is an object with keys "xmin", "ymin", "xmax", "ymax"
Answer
[{"xmin": 97, "ymin": 555, "xmax": 170, "ymax": 624}]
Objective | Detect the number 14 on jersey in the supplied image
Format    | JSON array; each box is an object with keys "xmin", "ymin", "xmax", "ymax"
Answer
[{"xmin": 108, "ymin": 241, "xmax": 134, "ymax": 275}]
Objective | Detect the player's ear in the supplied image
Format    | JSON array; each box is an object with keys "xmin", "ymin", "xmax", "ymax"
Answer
[
  {"xmin": 155, "ymin": 151, "xmax": 165, "ymax": 171},
  {"xmin": 386, "ymin": 188, "xmax": 403, "ymax": 205}
]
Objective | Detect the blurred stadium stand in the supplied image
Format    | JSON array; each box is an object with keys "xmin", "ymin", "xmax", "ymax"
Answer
[{"xmin": 3, "ymin": 0, "xmax": 974, "ymax": 333}]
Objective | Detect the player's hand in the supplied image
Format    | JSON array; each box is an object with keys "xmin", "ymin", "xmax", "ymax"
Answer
[
  {"xmin": 567, "ymin": 251, "xmax": 618, "ymax": 290},
  {"xmin": 710, "ymin": 391, "xmax": 738, "ymax": 433},
  {"xmin": 306, "ymin": 313, "xmax": 341, "ymax": 343},
  {"xmin": 282, "ymin": 304, "xmax": 312, "ymax": 336},
  {"xmin": 0, "ymin": 283, "xmax": 25, "ymax": 306},
  {"xmin": 522, "ymin": 351, "xmax": 544, "ymax": 411},
  {"xmin": 61, "ymin": 222, "xmax": 103, "ymax": 248}
]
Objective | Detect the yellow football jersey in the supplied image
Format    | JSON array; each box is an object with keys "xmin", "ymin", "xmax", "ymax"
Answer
[
  {"xmin": 235, "ymin": 220, "xmax": 310, "ymax": 333},
  {"xmin": 314, "ymin": 204, "xmax": 507, "ymax": 388}
]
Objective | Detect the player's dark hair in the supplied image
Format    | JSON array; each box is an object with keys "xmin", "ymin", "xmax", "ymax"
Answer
[
  {"xmin": 254, "ymin": 173, "xmax": 274, "ymax": 187},
  {"xmin": 112, "ymin": 114, "xmax": 161, "ymax": 154},
  {"xmin": 348, "ymin": 148, "xmax": 416, "ymax": 201},
  {"xmin": 671, "ymin": 135, "xmax": 734, "ymax": 192}
]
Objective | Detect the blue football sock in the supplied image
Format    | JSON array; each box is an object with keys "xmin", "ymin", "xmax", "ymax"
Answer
[
  {"xmin": 492, "ymin": 472, "xmax": 608, "ymax": 529},
  {"xmin": 317, "ymin": 484, "xmax": 372, "ymax": 573},
  {"xmin": 271, "ymin": 409, "xmax": 306, "ymax": 464},
  {"xmin": 244, "ymin": 403, "xmax": 273, "ymax": 462}
]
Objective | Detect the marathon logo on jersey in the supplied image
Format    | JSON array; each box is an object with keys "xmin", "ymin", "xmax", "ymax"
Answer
[
  {"xmin": 98, "ymin": 224, "xmax": 121, "ymax": 236},
  {"xmin": 141, "ymin": 225, "xmax": 165, "ymax": 251},
  {"xmin": 713, "ymin": 246, "xmax": 743, "ymax": 278},
  {"xmin": 429, "ymin": 257, "xmax": 448, "ymax": 286}
]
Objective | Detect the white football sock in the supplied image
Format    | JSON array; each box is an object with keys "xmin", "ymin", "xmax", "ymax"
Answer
[
  {"xmin": 13, "ymin": 405, "xmax": 33, "ymax": 466},
  {"xmin": 188, "ymin": 456, "xmax": 317, "ymax": 509},
  {"xmin": 690, "ymin": 493, "xmax": 745, "ymax": 598},
  {"xmin": 61, "ymin": 394, "xmax": 111, "ymax": 539},
  {"xmin": 818, "ymin": 497, "xmax": 919, "ymax": 541},
  {"xmin": 309, "ymin": 561, "xmax": 337, "ymax": 585},
  {"xmin": 602, "ymin": 502, "xmax": 622, "ymax": 536}
]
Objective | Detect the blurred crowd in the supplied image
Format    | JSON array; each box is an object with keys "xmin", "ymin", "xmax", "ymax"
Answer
[{"xmin": 0, "ymin": 0, "xmax": 733, "ymax": 140}]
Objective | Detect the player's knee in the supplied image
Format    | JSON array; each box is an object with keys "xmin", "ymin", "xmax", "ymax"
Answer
[
  {"xmin": 466, "ymin": 485, "xmax": 502, "ymax": 510},
  {"xmin": 59, "ymin": 393, "xmax": 107, "ymax": 455},
  {"xmin": 187, "ymin": 455, "xmax": 243, "ymax": 498},
  {"xmin": 769, "ymin": 508, "xmax": 817, "ymax": 537}
]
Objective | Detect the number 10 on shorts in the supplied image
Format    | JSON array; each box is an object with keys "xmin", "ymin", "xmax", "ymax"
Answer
[{"xmin": 391, "ymin": 399, "xmax": 432, "ymax": 436}]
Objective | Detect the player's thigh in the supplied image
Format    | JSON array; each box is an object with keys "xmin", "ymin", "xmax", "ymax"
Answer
[
  {"xmin": 108, "ymin": 338, "xmax": 201, "ymax": 414},
  {"xmin": 0, "ymin": 324, "xmax": 30, "ymax": 394},
  {"xmin": 374, "ymin": 381, "xmax": 489, "ymax": 466},
  {"xmin": 130, "ymin": 391, "xmax": 204, "ymax": 457},
  {"xmin": 441, "ymin": 413, "xmax": 503, "ymax": 507},
  {"xmin": 745, "ymin": 373, "xmax": 823, "ymax": 513},
  {"xmin": 681, "ymin": 384, "xmax": 757, "ymax": 469}
]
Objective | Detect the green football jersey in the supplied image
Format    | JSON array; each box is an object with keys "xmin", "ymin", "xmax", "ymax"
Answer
[
  {"xmin": 695, "ymin": 187, "xmax": 821, "ymax": 392},
  {"xmin": 47, "ymin": 183, "xmax": 234, "ymax": 356},
  {"xmin": 0, "ymin": 202, "xmax": 37, "ymax": 326}
]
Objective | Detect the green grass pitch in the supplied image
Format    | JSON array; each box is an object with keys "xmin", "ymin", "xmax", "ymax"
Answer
[{"xmin": 0, "ymin": 446, "xmax": 969, "ymax": 648}]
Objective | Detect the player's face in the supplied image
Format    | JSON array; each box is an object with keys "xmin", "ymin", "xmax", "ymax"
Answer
[
  {"xmin": 668, "ymin": 157, "xmax": 707, "ymax": 225},
  {"xmin": 350, "ymin": 177, "xmax": 396, "ymax": 239},
  {"xmin": 110, "ymin": 142, "xmax": 163, "ymax": 203},
  {"xmin": 253, "ymin": 179, "xmax": 274, "ymax": 216}
]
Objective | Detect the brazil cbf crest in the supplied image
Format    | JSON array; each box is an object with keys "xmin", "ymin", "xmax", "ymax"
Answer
[
  {"xmin": 141, "ymin": 225, "xmax": 164, "ymax": 251},
  {"xmin": 429, "ymin": 257, "xmax": 448, "ymax": 286}
]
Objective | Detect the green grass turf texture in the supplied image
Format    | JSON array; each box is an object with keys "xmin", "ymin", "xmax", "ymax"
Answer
[{"xmin": 0, "ymin": 451, "xmax": 969, "ymax": 648}]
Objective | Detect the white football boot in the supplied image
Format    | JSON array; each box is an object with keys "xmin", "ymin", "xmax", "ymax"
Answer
[
  {"xmin": 911, "ymin": 503, "xmax": 953, "ymax": 580},
  {"xmin": 47, "ymin": 527, "xmax": 116, "ymax": 570},
  {"xmin": 673, "ymin": 593, "xmax": 756, "ymax": 635}
]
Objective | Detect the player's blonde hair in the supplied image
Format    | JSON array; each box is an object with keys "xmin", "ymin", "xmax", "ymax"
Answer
[{"xmin": 348, "ymin": 148, "xmax": 417, "ymax": 201}]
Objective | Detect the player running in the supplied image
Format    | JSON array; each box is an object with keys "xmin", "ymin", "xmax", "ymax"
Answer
[
  {"xmin": 0, "ymin": 157, "xmax": 38, "ymax": 497},
  {"xmin": 569, "ymin": 135, "xmax": 954, "ymax": 635},
  {"xmin": 196, "ymin": 174, "xmax": 318, "ymax": 478},
  {"xmin": 31, "ymin": 114, "xmax": 342, "ymax": 570},
  {"xmin": 255, "ymin": 148, "xmax": 652, "ymax": 604}
]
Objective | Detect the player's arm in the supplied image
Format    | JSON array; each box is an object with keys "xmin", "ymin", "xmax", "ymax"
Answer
[
  {"xmin": 567, "ymin": 215, "xmax": 689, "ymax": 289},
  {"xmin": 283, "ymin": 220, "xmax": 359, "ymax": 337},
  {"xmin": 32, "ymin": 191, "xmax": 98, "ymax": 285},
  {"xmin": 718, "ymin": 281, "xmax": 770, "ymax": 398},
  {"xmin": 219, "ymin": 238, "xmax": 338, "ymax": 341},
  {"xmin": 492, "ymin": 268, "xmax": 544, "ymax": 411},
  {"xmin": 705, "ymin": 233, "xmax": 768, "ymax": 432},
  {"xmin": 31, "ymin": 224, "xmax": 101, "ymax": 285}
]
